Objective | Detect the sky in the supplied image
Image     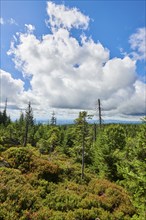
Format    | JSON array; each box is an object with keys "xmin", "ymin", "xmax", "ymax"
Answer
[{"xmin": 0, "ymin": 0, "xmax": 146, "ymax": 122}]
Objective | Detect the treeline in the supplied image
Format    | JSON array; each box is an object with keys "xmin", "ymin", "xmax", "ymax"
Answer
[{"xmin": 0, "ymin": 99, "xmax": 11, "ymax": 126}]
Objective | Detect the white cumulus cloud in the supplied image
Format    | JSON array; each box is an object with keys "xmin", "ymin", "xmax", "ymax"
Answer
[
  {"xmin": 4, "ymin": 1, "xmax": 146, "ymax": 120},
  {"xmin": 0, "ymin": 69, "xmax": 24, "ymax": 104},
  {"xmin": 0, "ymin": 69, "xmax": 41, "ymax": 118},
  {"xmin": 129, "ymin": 27, "xmax": 146, "ymax": 61},
  {"xmin": 46, "ymin": 1, "xmax": 90, "ymax": 31},
  {"xmin": 25, "ymin": 24, "xmax": 35, "ymax": 33}
]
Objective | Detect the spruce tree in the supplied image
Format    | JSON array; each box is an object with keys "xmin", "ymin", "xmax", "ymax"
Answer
[
  {"xmin": 75, "ymin": 111, "xmax": 92, "ymax": 179},
  {"xmin": 0, "ymin": 98, "xmax": 11, "ymax": 126},
  {"xmin": 23, "ymin": 102, "xmax": 34, "ymax": 147}
]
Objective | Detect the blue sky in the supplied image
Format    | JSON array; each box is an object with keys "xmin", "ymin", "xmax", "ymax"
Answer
[{"xmin": 0, "ymin": 0, "xmax": 146, "ymax": 121}]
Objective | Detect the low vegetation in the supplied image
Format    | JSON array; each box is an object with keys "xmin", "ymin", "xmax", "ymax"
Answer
[{"xmin": 0, "ymin": 104, "xmax": 145, "ymax": 219}]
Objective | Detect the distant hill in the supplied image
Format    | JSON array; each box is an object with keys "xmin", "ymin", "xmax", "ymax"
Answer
[{"xmin": 37, "ymin": 118, "xmax": 142, "ymax": 125}]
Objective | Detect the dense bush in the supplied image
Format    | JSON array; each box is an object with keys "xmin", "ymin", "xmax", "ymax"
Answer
[
  {"xmin": 0, "ymin": 146, "xmax": 136, "ymax": 220},
  {"xmin": 2, "ymin": 147, "xmax": 33, "ymax": 173},
  {"xmin": 32, "ymin": 157, "xmax": 61, "ymax": 182},
  {"xmin": 0, "ymin": 122, "xmax": 145, "ymax": 219}
]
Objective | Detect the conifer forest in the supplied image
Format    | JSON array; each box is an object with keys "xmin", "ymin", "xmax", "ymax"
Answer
[{"xmin": 0, "ymin": 102, "xmax": 146, "ymax": 220}]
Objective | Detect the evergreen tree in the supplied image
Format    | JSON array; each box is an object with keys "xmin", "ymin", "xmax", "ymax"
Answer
[
  {"xmin": 62, "ymin": 126, "xmax": 76, "ymax": 156},
  {"xmin": 23, "ymin": 102, "xmax": 34, "ymax": 147},
  {"xmin": 75, "ymin": 111, "xmax": 93, "ymax": 179},
  {"xmin": 117, "ymin": 124, "xmax": 146, "ymax": 218},
  {"xmin": 0, "ymin": 99, "xmax": 11, "ymax": 126},
  {"xmin": 16, "ymin": 111, "xmax": 25, "ymax": 145},
  {"xmin": 2, "ymin": 99, "xmax": 8, "ymax": 126},
  {"xmin": 48, "ymin": 126, "xmax": 60, "ymax": 153},
  {"xmin": 0, "ymin": 111, "xmax": 3, "ymax": 124},
  {"xmin": 94, "ymin": 124, "xmax": 126, "ymax": 181}
]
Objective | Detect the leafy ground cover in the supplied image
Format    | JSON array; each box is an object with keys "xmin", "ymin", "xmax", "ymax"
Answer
[
  {"xmin": 0, "ymin": 146, "xmax": 137, "ymax": 220},
  {"xmin": 0, "ymin": 108, "xmax": 145, "ymax": 219}
]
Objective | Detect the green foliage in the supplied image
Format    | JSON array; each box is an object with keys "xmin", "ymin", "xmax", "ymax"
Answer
[
  {"xmin": 2, "ymin": 147, "xmax": 32, "ymax": 173},
  {"xmin": 47, "ymin": 126, "xmax": 61, "ymax": 152},
  {"xmin": 117, "ymin": 124, "xmax": 146, "ymax": 219},
  {"xmin": 88, "ymin": 179, "xmax": 135, "ymax": 216},
  {"xmin": 0, "ymin": 107, "xmax": 11, "ymax": 126},
  {"xmin": 0, "ymin": 121, "xmax": 145, "ymax": 219},
  {"xmin": 62, "ymin": 126, "xmax": 76, "ymax": 156},
  {"xmin": 0, "ymin": 123, "xmax": 19, "ymax": 147},
  {"xmin": 73, "ymin": 111, "xmax": 93, "ymax": 164},
  {"xmin": 0, "ymin": 144, "xmax": 6, "ymax": 152},
  {"xmin": 35, "ymin": 125, "xmax": 61, "ymax": 154},
  {"xmin": 93, "ymin": 124, "xmax": 146, "ymax": 219},
  {"xmin": 94, "ymin": 125, "xmax": 126, "ymax": 180},
  {"xmin": 37, "ymin": 138, "xmax": 50, "ymax": 154},
  {"xmin": 0, "ymin": 167, "xmax": 40, "ymax": 220},
  {"xmin": 0, "ymin": 145, "xmax": 136, "ymax": 220},
  {"xmin": 23, "ymin": 102, "xmax": 34, "ymax": 147},
  {"xmin": 32, "ymin": 157, "xmax": 61, "ymax": 182}
]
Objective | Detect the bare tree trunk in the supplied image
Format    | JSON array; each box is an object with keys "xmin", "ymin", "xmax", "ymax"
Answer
[{"xmin": 98, "ymin": 99, "xmax": 102, "ymax": 128}]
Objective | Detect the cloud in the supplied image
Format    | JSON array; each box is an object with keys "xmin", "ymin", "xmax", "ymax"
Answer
[
  {"xmin": 0, "ymin": 69, "xmax": 41, "ymax": 116},
  {"xmin": 129, "ymin": 27, "xmax": 146, "ymax": 61},
  {"xmin": 25, "ymin": 24, "xmax": 35, "ymax": 33},
  {"xmin": 5, "ymin": 2, "xmax": 146, "ymax": 120},
  {"xmin": 0, "ymin": 17, "xmax": 18, "ymax": 26},
  {"xmin": 46, "ymin": 1, "xmax": 90, "ymax": 31},
  {"xmin": 0, "ymin": 17, "xmax": 4, "ymax": 25},
  {"xmin": 8, "ymin": 18, "xmax": 18, "ymax": 25},
  {"xmin": 118, "ymin": 80, "xmax": 146, "ymax": 115},
  {"xmin": 0, "ymin": 69, "xmax": 24, "ymax": 103}
]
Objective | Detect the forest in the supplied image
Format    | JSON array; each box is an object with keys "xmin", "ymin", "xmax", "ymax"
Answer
[{"xmin": 0, "ymin": 102, "xmax": 146, "ymax": 220}]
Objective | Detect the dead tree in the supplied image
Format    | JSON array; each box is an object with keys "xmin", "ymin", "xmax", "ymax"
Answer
[
  {"xmin": 93, "ymin": 99, "xmax": 103, "ymax": 142},
  {"xmin": 50, "ymin": 111, "xmax": 57, "ymax": 125},
  {"xmin": 98, "ymin": 99, "xmax": 102, "ymax": 128}
]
